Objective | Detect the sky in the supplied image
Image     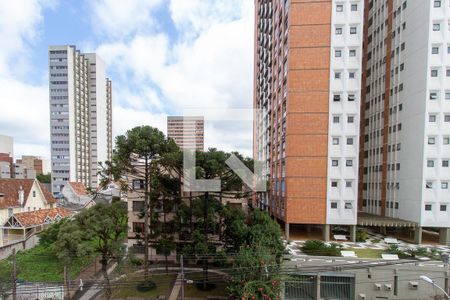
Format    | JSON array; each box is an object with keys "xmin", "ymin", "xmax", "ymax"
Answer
[{"xmin": 0, "ymin": 0, "xmax": 255, "ymax": 159}]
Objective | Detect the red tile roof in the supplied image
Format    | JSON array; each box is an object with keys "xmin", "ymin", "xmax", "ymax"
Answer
[
  {"xmin": 13, "ymin": 207, "xmax": 72, "ymax": 227},
  {"xmin": 68, "ymin": 182, "xmax": 88, "ymax": 196},
  {"xmin": 0, "ymin": 179, "xmax": 56, "ymax": 209}
]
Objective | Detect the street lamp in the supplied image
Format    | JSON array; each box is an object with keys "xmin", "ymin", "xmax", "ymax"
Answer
[{"xmin": 420, "ymin": 275, "xmax": 450, "ymax": 299}]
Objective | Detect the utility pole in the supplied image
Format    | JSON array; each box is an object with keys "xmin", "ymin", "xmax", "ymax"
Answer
[
  {"xmin": 180, "ymin": 255, "xmax": 185, "ymax": 300},
  {"xmin": 11, "ymin": 249, "xmax": 16, "ymax": 300},
  {"xmin": 64, "ymin": 264, "xmax": 69, "ymax": 300}
]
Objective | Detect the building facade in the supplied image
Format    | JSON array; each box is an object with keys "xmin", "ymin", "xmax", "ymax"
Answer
[
  {"xmin": 253, "ymin": 0, "xmax": 364, "ymax": 238},
  {"xmin": 0, "ymin": 135, "xmax": 13, "ymax": 158},
  {"xmin": 167, "ymin": 116, "xmax": 204, "ymax": 151},
  {"xmin": 359, "ymin": 0, "xmax": 450, "ymax": 243},
  {"xmin": 48, "ymin": 45, "xmax": 112, "ymax": 196}
]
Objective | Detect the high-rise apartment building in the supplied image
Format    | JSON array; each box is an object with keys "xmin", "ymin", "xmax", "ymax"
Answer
[
  {"xmin": 167, "ymin": 116, "xmax": 204, "ymax": 151},
  {"xmin": 0, "ymin": 135, "xmax": 13, "ymax": 158},
  {"xmin": 254, "ymin": 0, "xmax": 365, "ymax": 239},
  {"xmin": 49, "ymin": 45, "xmax": 112, "ymax": 196},
  {"xmin": 360, "ymin": 0, "xmax": 450, "ymax": 243}
]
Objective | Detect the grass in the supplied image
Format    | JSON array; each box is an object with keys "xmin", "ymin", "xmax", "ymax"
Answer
[
  {"xmin": 184, "ymin": 281, "xmax": 228, "ymax": 298},
  {"xmin": 0, "ymin": 244, "xmax": 95, "ymax": 282},
  {"xmin": 112, "ymin": 273, "xmax": 176, "ymax": 299},
  {"xmin": 350, "ymin": 248, "xmax": 384, "ymax": 259}
]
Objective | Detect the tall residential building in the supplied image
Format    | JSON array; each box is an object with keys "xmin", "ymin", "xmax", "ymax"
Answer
[
  {"xmin": 359, "ymin": 0, "xmax": 450, "ymax": 243},
  {"xmin": 49, "ymin": 45, "xmax": 112, "ymax": 196},
  {"xmin": 167, "ymin": 116, "xmax": 204, "ymax": 151},
  {"xmin": 0, "ymin": 135, "xmax": 13, "ymax": 158},
  {"xmin": 16, "ymin": 156, "xmax": 44, "ymax": 175},
  {"xmin": 253, "ymin": 0, "xmax": 364, "ymax": 239}
]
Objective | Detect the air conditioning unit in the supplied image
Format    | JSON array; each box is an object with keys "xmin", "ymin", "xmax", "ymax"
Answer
[
  {"xmin": 374, "ymin": 283, "xmax": 382, "ymax": 290},
  {"xmin": 384, "ymin": 284, "xmax": 392, "ymax": 291},
  {"xmin": 409, "ymin": 281, "xmax": 419, "ymax": 289},
  {"xmin": 359, "ymin": 294, "xmax": 366, "ymax": 300}
]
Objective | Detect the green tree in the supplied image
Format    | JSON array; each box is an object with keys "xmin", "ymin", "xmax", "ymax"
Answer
[
  {"xmin": 36, "ymin": 173, "xmax": 51, "ymax": 183},
  {"xmin": 76, "ymin": 201, "xmax": 127, "ymax": 299},
  {"xmin": 106, "ymin": 126, "xmax": 178, "ymax": 280}
]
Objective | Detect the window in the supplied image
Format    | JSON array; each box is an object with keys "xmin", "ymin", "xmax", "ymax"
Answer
[
  {"xmin": 430, "ymin": 92, "xmax": 438, "ymax": 100},
  {"xmin": 331, "ymin": 181, "xmax": 338, "ymax": 187},
  {"xmin": 433, "ymin": 23, "xmax": 441, "ymax": 31},
  {"xmin": 346, "ymin": 181, "xmax": 352, "ymax": 188},
  {"xmin": 345, "ymin": 202, "xmax": 353, "ymax": 209},
  {"xmin": 347, "ymin": 137, "xmax": 354, "ymax": 145},
  {"xmin": 332, "ymin": 160, "xmax": 339, "ymax": 167},
  {"xmin": 425, "ymin": 204, "xmax": 432, "ymax": 211},
  {"xmin": 350, "ymin": 27, "xmax": 357, "ymax": 34},
  {"xmin": 132, "ymin": 222, "xmax": 145, "ymax": 233},
  {"xmin": 429, "ymin": 114, "xmax": 437, "ymax": 122},
  {"xmin": 346, "ymin": 160, "xmax": 353, "ymax": 167},
  {"xmin": 440, "ymin": 204, "xmax": 447, "ymax": 211},
  {"xmin": 431, "ymin": 69, "xmax": 438, "ymax": 77},
  {"xmin": 133, "ymin": 179, "xmax": 145, "ymax": 190},
  {"xmin": 445, "ymin": 115, "xmax": 450, "ymax": 122},
  {"xmin": 434, "ymin": 0, "xmax": 441, "ymax": 7},
  {"xmin": 428, "ymin": 137, "xmax": 436, "ymax": 145},
  {"xmin": 336, "ymin": 4, "xmax": 343, "ymax": 12},
  {"xmin": 8, "ymin": 208, "xmax": 13, "ymax": 217},
  {"xmin": 335, "ymin": 72, "xmax": 341, "ymax": 79},
  {"xmin": 335, "ymin": 50, "xmax": 342, "ymax": 57},
  {"xmin": 351, "ymin": 4, "xmax": 358, "ymax": 11},
  {"xmin": 432, "ymin": 47, "xmax": 439, "ymax": 54},
  {"xmin": 446, "ymin": 92, "xmax": 450, "ymax": 100},
  {"xmin": 331, "ymin": 202, "xmax": 338, "ymax": 209},
  {"xmin": 347, "ymin": 116, "xmax": 354, "ymax": 123},
  {"xmin": 426, "ymin": 181, "xmax": 433, "ymax": 189},
  {"xmin": 132, "ymin": 201, "xmax": 145, "ymax": 212},
  {"xmin": 442, "ymin": 182, "xmax": 448, "ymax": 189},
  {"xmin": 349, "ymin": 50, "xmax": 356, "ymax": 57},
  {"xmin": 348, "ymin": 94, "xmax": 355, "ymax": 101},
  {"xmin": 333, "ymin": 137, "xmax": 340, "ymax": 145},
  {"xmin": 333, "ymin": 94, "xmax": 341, "ymax": 102},
  {"xmin": 32, "ymin": 191, "xmax": 36, "ymax": 197},
  {"xmin": 349, "ymin": 72, "xmax": 355, "ymax": 79},
  {"xmin": 444, "ymin": 137, "xmax": 450, "ymax": 144},
  {"xmin": 333, "ymin": 116, "xmax": 340, "ymax": 123},
  {"xmin": 427, "ymin": 160, "xmax": 435, "ymax": 167},
  {"xmin": 336, "ymin": 27, "xmax": 343, "ymax": 35},
  {"xmin": 443, "ymin": 160, "xmax": 449, "ymax": 167},
  {"xmin": 447, "ymin": 70, "xmax": 450, "ymax": 77}
]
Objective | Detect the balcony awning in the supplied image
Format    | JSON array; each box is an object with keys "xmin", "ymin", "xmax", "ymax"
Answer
[{"xmin": 357, "ymin": 212, "xmax": 418, "ymax": 228}]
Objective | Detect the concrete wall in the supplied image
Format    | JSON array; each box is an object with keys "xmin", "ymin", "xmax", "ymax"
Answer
[{"xmin": 0, "ymin": 235, "xmax": 39, "ymax": 260}]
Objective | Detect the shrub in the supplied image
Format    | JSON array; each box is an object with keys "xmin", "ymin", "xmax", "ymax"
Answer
[
  {"xmin": 372, "ymin": 238, "xmax": 381, "ymax": 244},
  {"xmin": 301, "ymin": 240, "xmax": 342, "ymax": 256},
  {"xmin": 356, "ymin": 230, "xmax": 368, "ymax": 242}
]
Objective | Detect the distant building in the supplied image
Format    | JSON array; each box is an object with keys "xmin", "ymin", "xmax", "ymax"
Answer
[
  {"xmin": 167, "ymin": 116, "xmax": 204, "ymax": 151},
  {"xmin": 49, "ymin": 45, "xmax": 113, "ymax": 196},
  {"xmin": 16, "ymin": 156, "xmax": 44, "ymax": 176},
  {"xmin": 61, "ymin": 181, "xmax": 91, "ymax": 206},
  {"xmin": 0, "ymin": 178, "xmax": 56, "ymax": 225},
  {"xmin": 0, "ymin": 135, "xmax": 13, "ymax": 157}
]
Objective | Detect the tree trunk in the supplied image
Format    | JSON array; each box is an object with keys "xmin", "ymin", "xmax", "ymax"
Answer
[
  {"xmin": 189, "ymin": 191, "xmax": 193, "ymax": 235},
  {"xmin": 144, "ymin": 156, "xmax": 150, "ymax": 280},
  {"xmin": 203, "ymin": 191, "xmax": 208, "ymax": 290},
  {"xmin": 101, "ymin": 256, "xmax": 111, "ymax": 300}
]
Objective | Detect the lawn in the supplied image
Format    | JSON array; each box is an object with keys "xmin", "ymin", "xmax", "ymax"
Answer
[
  {"xmin": 0, "ymin": 244, "xmax": 95, "ymax": 282},
  {"xmin": 112, "ymin": 273, "xmax": 176, "ymax": 299},
  {"xmin": 350, "ymin": 248, "xmax": 384, "ymax": 259},
  {"xmin": 183, "ymin": 281, "xmax": 228, "ymax": 298}
]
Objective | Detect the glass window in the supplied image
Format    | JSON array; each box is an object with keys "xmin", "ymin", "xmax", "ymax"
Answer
[
  {"xmin": 332, "ymin": 160, "xmax": 339, "ymax": 167},
  {"xmin": 336, "ymin": 27, "xmax": 343, "ymax": 35},
  {"xmin": 434, "ymin": 0, "xmax": 441, "ymax": 7},
  {"xmin": 347, "ymin": 138, "xmax": 354, "ymax": 145},
  {"xmin": 442, "ymin": 182, "xmax": 448, "ymax": 189},
  {"xmin": 349, "ymin": 50, "xmax": 356, "ymax": 57},
  {"xmin": 331, "ymin": 181, "xmax": 338, "ymax": 187},
  {"xmin": 332, "ymin": 137, "xmax": 340, "ymax": 145},
  {"xmin": 433, "ymin": 23, "xmax": 441, "ymax": 31},
  {"xmin": 429, "ymin": 115, "xmax": 437, "ymax": 122},
  {"xmin": 348, "ymin": 116, "xmax": 354, "ymax": 123},
  {"xmin": 440, "ymin": 204, "xmax": 447, "ymax": 211},
  {"xmin": 336, "ymin": 4, "xmax": 343, "ymax": 12},
  {"xmin": 350, "ymin": 27, "xmax": 357, "ymax": 34},
  {"xmin": 345, "ymin": 202, "xmax": 353, "ymax": 209},
  {"xmin": 428, "ymin": 137, "xmax": 436, "ymax": 145},
  {"xmin": 432, "ymin": 47, "xmax": 439, "ymax": 54},
  {"xmin": 443, "ymin": 160, "xmax": 449, "ymax": 167},
  {"xmin": 346, "ymin": 160, "xmax": 353, "ymax": 167},
  {"xmin": 425, "ymin": 204, "xmax": 432, "ymax": 211},
  {"xmin": 426, "ymin": 181, "xmax": 433, "ymax": 189},
  {"xmin": 331, "ymin": 202, "xmax": 338, "ymax": 209},
  {"xmin": 427, "ymin": 160, "xmax": 435, "ymax": 167},
  {"xmin": 346, "ymin": 181, "xmax": 352, "ymax": 188},
  {"xmin": 431, "ymin": 69, "xmax": 438, "ymax": 77},
  {"xmin": 351, "ymin": 4, "xmax": 358, "ymax": 11}
]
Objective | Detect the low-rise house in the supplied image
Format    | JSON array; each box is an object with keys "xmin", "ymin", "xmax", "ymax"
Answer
[
  {"xmin": 61, "ymin": 182, "xmax": 91, "ymax": 205},
  {"xmin": 1, "ymin": 207, "xmax": 72, "ymax": 244},
  {"xmin": 0, "ymin": 178, "xmax": 56, "ymax": 225}
]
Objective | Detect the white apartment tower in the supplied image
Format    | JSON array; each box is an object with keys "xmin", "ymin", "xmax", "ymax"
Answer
[
  {"xmin": 360, "ymin": 0, "xmax": 450, "ymax": 244},
  {"xmin": 49, "ymin": 45, "xmax": 112, "ymax": 196}
]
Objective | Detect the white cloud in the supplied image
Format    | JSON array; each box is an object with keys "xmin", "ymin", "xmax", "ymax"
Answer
[
  {"xmin": 89, "ymin": 0, "xmax": 163, "ymax": 38},
  {"xmin": 0, "ymin": 0, "xmax": 54, "ymax": 158},
  {"xmin": 95, "ymin": 0, "xmax": 254, "ymax": 154},
  {"xmin": 113, "ymin": 105, "xmax": 167, "ymax": 138}
]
